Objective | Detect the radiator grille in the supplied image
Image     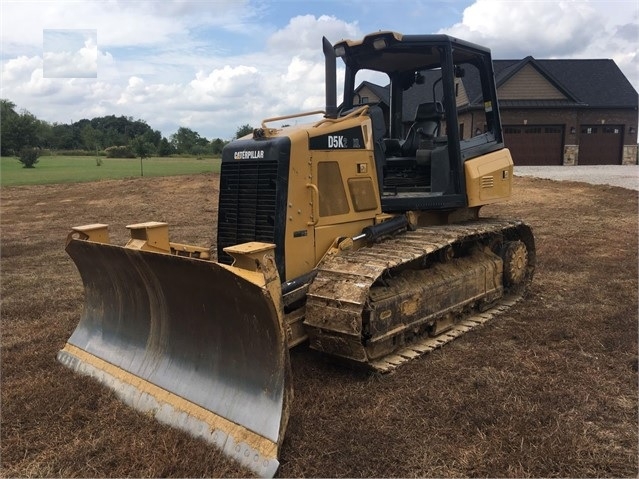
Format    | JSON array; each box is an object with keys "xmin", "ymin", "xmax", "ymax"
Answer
[{"xmin": 217, "ymin": 159, "xmax": 279, "ymax": 265}]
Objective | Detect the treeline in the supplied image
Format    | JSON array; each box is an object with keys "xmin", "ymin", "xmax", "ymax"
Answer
[{"xmin": 0, "ymin": 99, "xmax": 253, "ymax": 158}]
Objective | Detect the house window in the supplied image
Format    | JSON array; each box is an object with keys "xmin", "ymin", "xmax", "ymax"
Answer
[
  {"xmin": 360, "ymin": 96, "xmax": 369, "ymax": 104},
  {"xmin": 582, "ymin": 127, "xmax": 596, "ymax": 134}
]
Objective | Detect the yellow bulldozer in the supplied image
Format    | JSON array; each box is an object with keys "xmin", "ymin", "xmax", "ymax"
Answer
[{"xmin": 58, "ymin": 32, "xmax": 535, "ymax": 477}]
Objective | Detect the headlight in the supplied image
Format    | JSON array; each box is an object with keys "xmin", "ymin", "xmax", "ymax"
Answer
[{"xmin": 373, "ymin": 38, "xmax": 387, "ymax": 50}]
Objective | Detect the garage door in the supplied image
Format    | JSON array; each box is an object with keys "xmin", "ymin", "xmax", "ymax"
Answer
[
  {"xmin": 503, "ymin": 125, "xmax": 564, "ymax": 165},
  {"xmin": 578, "ymin": 125, "xmax": 623, "ymax": 165}
]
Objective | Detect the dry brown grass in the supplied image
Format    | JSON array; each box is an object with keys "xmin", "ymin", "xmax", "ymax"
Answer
[{"xmin": 1, "ymin": 175, "xmax": 637, "ymax": 477}]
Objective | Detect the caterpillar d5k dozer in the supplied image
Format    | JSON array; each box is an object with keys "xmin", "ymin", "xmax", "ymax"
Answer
[{"xmin": 59, "ymin": 32, "xmax": 535, "ymax": 477}]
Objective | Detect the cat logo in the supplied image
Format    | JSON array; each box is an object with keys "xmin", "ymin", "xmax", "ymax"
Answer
[{"xmin": 233, "ymin": 150, "xmax": 265, "ymax": 160}]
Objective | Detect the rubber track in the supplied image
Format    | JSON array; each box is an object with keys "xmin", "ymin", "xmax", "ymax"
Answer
[{"xmin": 305, "ymin": 218, "xmax": 531, "ymax": 373}]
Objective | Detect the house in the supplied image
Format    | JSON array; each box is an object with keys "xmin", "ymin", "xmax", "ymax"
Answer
[{"xmin": 351, "ymin": 57, "xmax": 638, "ymax": 165}]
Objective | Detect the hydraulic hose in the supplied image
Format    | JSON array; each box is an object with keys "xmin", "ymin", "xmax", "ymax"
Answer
[{"xmin": 353, "ymin": 215, "xmax": 409, "ymax": 243}]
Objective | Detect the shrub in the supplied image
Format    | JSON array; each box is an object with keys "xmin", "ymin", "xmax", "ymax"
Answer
[
  {"xmin": 58, "ymin": 149, "xmax": 95, "ymax": 156},
  {"xmin": 104, "ymin": 145, "xmax": 135, "ymax": 158},
  {"xmin": 18, "ymin": 147, "xmax": 41, "ymax": 168}
]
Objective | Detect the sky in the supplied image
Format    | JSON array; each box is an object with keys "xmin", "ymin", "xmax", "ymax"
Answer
[{"xmin": 1, "ymin": 0, "xmax": 637, "ymax": 140}]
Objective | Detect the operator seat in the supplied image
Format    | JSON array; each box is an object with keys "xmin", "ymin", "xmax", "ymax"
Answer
[{"xmin": 401, "ymin": 101, "xmax": 444, "ymax": 157}]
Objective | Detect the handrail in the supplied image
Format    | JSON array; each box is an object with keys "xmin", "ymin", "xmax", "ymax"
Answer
[
  {"xmin": 313, "ymin": 105, "xmax": 369, "ymax": 127},
  {"xmin": 261, "ymin": 110, "xmax": 326, "ymax": 130},
  {"xmin": 260, "ymin": 105, "xmax": 371, "ymax": 133}
]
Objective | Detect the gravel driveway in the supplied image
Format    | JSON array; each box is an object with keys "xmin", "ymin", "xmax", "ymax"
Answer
[{"xmin": 515, "ymin": 165, "xmax": 639, "ymax": 191}]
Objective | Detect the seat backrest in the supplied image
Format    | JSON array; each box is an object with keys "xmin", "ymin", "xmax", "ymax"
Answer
[
  {"xmin": 401, "ymin": 101, "xmax": 444, "ymax": 156},
  {"xmin": 414, "ymin": 101, "xmax": 444, "ymax": 123}
]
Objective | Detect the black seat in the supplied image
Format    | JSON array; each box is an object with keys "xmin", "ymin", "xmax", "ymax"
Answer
[{"xmin": 401, "ymin": 101, "xmax": 444, "ymax": 157}]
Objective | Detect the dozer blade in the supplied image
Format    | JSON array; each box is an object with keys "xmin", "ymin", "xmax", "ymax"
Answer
[{"xmin": 58, "ymin": 238, "xmax": 291, "ymax": 477}]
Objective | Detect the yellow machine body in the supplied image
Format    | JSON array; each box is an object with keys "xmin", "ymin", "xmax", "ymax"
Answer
[{"xmin": 59, "ymin": 32, "xmax": 535, "ymax": 477}]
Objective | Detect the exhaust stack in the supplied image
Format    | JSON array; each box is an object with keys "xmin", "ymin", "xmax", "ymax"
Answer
[{"xmin": 323, "ymin": 36, "xmax": 337, "ymax": 119}]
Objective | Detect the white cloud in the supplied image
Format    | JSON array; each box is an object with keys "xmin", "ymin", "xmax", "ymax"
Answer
[
  {"xmin": 442, "ymin": 0, "xmax": 603, "ymax": 57},
  {"xmin": 276, "ymin": 56, "xmax": 326, "ymax": 111},
  {"xmin": 188, "ymin": 65, "xmax": 260, "ymax": 104},
  {"xmin": 1, "ymin": 56, "xmax": 59, "ymax": 97},
  {"xmin": 1, "ymin": 1, "xmax": 230, "ymax": 50},
  {"xmin": 1, "ymin": 55, "xmax": 42, "ymax": 84},
  {"xmin": 44, "ymin": 35, "xmax": 98, "ymax": 78},
  {"xmin": 268, "ymin": 14, "xmax": 361, "ymax": 57}
]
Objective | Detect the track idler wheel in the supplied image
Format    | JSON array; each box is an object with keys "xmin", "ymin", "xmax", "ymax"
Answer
[{"xmin": 501, "ymin": 240, "xmax": 529, "ymax": 287}]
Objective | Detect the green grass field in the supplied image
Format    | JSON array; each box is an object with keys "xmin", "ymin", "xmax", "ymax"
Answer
[{"xmin": 0, "ymin": 155, "xmax": 221, "ymax": 187}]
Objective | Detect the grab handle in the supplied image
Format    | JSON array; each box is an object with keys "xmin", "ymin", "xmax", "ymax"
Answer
[{"xmin": 306, "ymin": 183, "xmax": 320, "ymax": 226}]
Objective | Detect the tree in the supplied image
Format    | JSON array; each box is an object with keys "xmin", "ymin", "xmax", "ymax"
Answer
[
  {"xmin": 210, "ymin": 138, "xmax": 227, "ymax": 155},
  {"xmin": 50, "ymin": 123, "xmax": 74, "ymax": 150},
  {"xmin": 131, "ymin": 135, "xmax": 153, "ymax": 177},
  {"xmin": 2, "ymin": 110, "xmax": 40, "ymax": 154},
  {"xmin": 157, "ymin": 137, "xmax": 173, "ymax": 157},
  {"xmin": 87, "ymin": 115, "xmax": 158, "ymax": 148},
  {"xmin": 170, "ymin": 127, "xmax": 202, "ymax": 154},
  {"xmin": 0, "ymin": 100, "xmax": 216, "ymax": 160},
  {"xmin": 131, "ymin": 136, "xmax": 153, "ymax": 159},
  {"xmin": 235, "ymin": 124, "xmax": 253, "ymax": 139},
  {"xmin": 81, "ymin": 124, "xmax": 103, "ymax": 154},
  {"xmin": 0, "ymin": 101, "xmax": 46, "ymax": 156},
  {"xmin": 0, "ymin": 99, "xmax": 17, "ymax": 118},
  {"xmin": 34, "ymin": 119, "xmax": 53, "ymax": 149},
  {"xmin": 145, "ymin": 128, "xmax": 162, "ymax": 148},
  {"xmin": 0, "ymin": 99, "xmax": 19, "ymax": 155}
]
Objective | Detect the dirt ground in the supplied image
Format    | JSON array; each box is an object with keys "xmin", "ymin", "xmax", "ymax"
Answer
[{"xmin": 1, "ymin": 173, "xmax": 637, "ymax": 477}]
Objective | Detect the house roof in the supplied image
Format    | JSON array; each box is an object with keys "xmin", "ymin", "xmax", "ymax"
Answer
[
  {"xmin": 492, "ymin": 57, "xmax": 637, "ymax": 108},
  {"xmin": 356, "ymin": 80, "xmax": 390, "ymax": 104}
]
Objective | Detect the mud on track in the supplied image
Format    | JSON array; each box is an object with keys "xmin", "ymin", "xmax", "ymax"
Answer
[{"xmin": 1, "ymin": 174, "xmax": 637, "ymax": 477}]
